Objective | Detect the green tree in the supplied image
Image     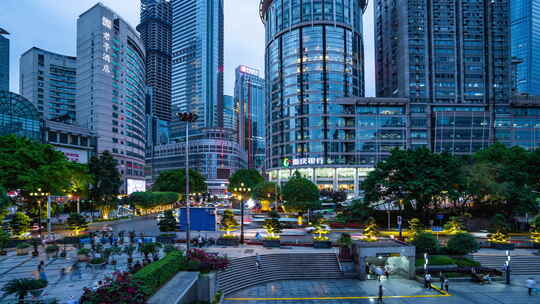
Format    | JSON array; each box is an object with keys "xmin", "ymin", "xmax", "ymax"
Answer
[
  {"xmin": 128, "ymin": 192, "xmax": 180, "ymax": 214},
  {"xmin": 66, "ymin": 162, "xmax": 91, "ymax": 200},
  {"xmin": 10, "ymin": 212, "xmax": 31, "ymax": 237},
  {"xmin": 363, "ymin": 217, "xmax": 380, "ymax": 241},
  {"xmin": 88, "ymin": 151, "xmax": 122, "ymax": 219},
  {"xmin": 407, "ymin": 218, "xmax": 424, "ymax": 241},
  {"xmin": 446, "ymin": 233, "xmax": 479, "ymax": 254},
  {"xmin": 282, "ymin": 171, "xmax": 320, "ymax": 215},
  {"xmin": 337, "ymin": 199, "xmax": 373, "ymax": 224},
  {"xmin": 0, "ymin": 185, "xmax": 11, "ymax": 221},
  {"xmin": 151, "ymin": 169, "xmax": 207, "ymax": 195},
  {"xmin": 227, "ymin": 169, "xmax": 264, "ymax": 192},
  {"xmin": 0, "ymin": 135, "xmax": 72, "ymax": 195},
  {"xmin": 158, "ymin": 210, "xmax": 178, "ymax": 232},
  {"xmin": 253, "ymin": 181, "xmax": 280, "ymax": 201},
  {"xmin": 263, "ymin": 210, "xmax": 282, "ymax": 239},
  {"xmin": 66, "ymin": 213, "xmax": 88, "ymax": 235},
  {"xmin": 0, "ymin": 229, "xmax": 9, "ymax": 253},
  {"xmin": 361, "ymin": 148, "xmax": 462, "ymax": 221},
  {"xmin": 1, "ymin": 278, "xmax": 48, "ymax": 304},
  {"xmin": 411, "ymin": 232, "xmax": 439, "ymax": 255},
  {"xmin": 220, "ymin": 209, "xmax": 239, "ymax": 236}
]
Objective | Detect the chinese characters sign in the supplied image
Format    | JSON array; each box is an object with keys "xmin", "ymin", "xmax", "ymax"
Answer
[{"xmin": 102, "ymin": 16, "xmax": 112, "ymax": 74}]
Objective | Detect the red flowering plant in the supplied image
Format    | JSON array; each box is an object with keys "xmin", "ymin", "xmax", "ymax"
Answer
[
  {"xmin": 187, "ymin": 248, "xmax": 230, "ymax": 272},
  {"xmin": 79, "ymin": 272, "xmax": 148, "ymax": 304}
]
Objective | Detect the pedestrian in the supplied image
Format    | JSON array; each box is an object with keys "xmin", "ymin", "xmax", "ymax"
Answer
[
  {"xmin": 444, "ymin": 277, "xmax": 449, "ymax": 292},
  {"xmin": 70, "ymin": 262, "xmax": 82, "ymax": 281},
  {"xmin": 378, "ymin": 284, "xmax": 383, "ymax": 303},
  {"xmin": 37, "ymin": 261, "xmax": 47, "ymax": 281},
  {"xmin": 255, "ymin": 253, "xmax": 262, "ymax": 270},
  {"xmin": 440, "ymin": 272, "xmax": 445, "ymax": 290},
  {"xmin": 526, "ymin": 277, "xmax": 536, "ymax": 296},
  {"xmin": 425, "ymin": 273, "xmax": 432, "ymax": 289},
  {"xmin": 109, "ymin": 235, "xmax": 114, "ymax": 246},
  {"xmin": 59, "ymin": 267, "xmax": 66, "ymax": 281},
  {"xmin": 198, "ymin": 235, "xmax": 203, "ymax": 248}
]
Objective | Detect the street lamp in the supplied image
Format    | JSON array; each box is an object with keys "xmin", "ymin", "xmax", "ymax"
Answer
[
  {"xmin": 505, "ymin": 250, "xmax": 511, "ymax": 284},
  {"xmin": 176, "ymin": 111, "xmax": 198, "ymax": 252},
  {"xmin": 29, "ymin": 188, "xmax": 50, "ymax": 240},
  {"xmin": 233, "ymin": 182, "xmax": 251, "ymax": 244}
]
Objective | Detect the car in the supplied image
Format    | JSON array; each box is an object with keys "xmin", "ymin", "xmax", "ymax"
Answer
[{"xmin": 305, "ymin": 224, "xmax": 330, "ymax": 233}]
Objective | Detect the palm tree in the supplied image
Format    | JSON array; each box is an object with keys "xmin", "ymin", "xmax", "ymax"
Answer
[{"xmin": 1, "ymin": 278, "xmax": 47, "ymax": 303}]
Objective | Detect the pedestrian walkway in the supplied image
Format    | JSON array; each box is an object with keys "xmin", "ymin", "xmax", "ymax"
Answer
[{"xmin": 472, "ymin": 250, "xmax": 540, "ymax": 275}]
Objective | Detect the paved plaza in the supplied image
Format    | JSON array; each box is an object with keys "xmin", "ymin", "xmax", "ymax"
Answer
[{"xmin": 223, "ymin": 278, "xmax": 539, "ymax": 304}]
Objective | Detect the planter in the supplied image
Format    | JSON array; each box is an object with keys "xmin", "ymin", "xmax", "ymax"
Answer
[
  {"xmin": 217, "ymin": 238, "xmax": 239, "ymax": 247},
  {"xmin": 77, "ymin": 254, "xmax": 90, "ymax": 262},
  {"xmin": 0, "ymin": 250, "xmax": 7, "ymax": 256},
  {"xmin": 263, "ymin": 239, "xmax": 281, "ymax": 248},
  {"xmin": 16, "ymin": 248, "xmax": 30, "ymax": 256},
  {"xmin": 313, "ymin": 240, "xmax": 332, "ymax": 249},
  {"xmin": 491, "ymin": 242, "xmax": 515, "ymax": 250},
  {"xmin": 89, "ymin": 262, "xmax": 105, "ymax": 270}
]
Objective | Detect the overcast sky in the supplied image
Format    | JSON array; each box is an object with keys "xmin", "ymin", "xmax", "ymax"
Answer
[{"xmin": 1, "ymin": 0, "xmax": 375, "ymax": 96}]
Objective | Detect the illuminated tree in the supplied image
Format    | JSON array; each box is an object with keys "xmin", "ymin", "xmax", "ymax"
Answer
[{"xmin": 363, "ymin": 217, "xmax": 380, "ymax": 242}]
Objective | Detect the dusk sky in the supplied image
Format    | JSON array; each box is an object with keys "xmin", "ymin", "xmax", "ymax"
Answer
[{"xmin": 1, "ymin": 0, "xmax": 375, "ymax": 96}]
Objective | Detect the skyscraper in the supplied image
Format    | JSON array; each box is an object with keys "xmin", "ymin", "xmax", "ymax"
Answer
[
  {"xmin": 0, "ymin": 28, "xmax": 9, "ymax": 91},
  {"xmin": 170, "ymin": 0, "xmax": 224, "ymax": 138},
  {"xmin": 375, "ymin": 0, "xmax": 512, "ymax": 154},
  {"xmin": 234, "ymin": 65, "xmax": 265, "ymax": 170},
  {"xmin": 223, "ymin": 94, "xmax": 235, "ymax": 132},
  {"xmin": 261, "ymin": 0, "xmax": 367, "ymax": 193},
  {"xmin": 137, "ymin": 0, "xmax": 172, "ymax": 122},
  {"xmin": 511, "ymin": 0, "xmax": 540, "ymax": 96},
  {"xmin": 19, "ymin": 47, "xmax": 77, "ymax": 121},
  {"xmin": 77, "ymin": 3, "xmax": 147, "ymax": 193}
]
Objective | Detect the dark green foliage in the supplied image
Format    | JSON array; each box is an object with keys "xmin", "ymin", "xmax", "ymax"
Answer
[
  {"xmin": 282, "ymin": 171, "xmax": 320, "ymax": 214},
  {"xmin": 337, "ymin": 233, "xmax": 352, "ymax": 247},
  {"xmin": 0, "ymin": 230, "xmax": 9, "ymax": 250},
  {"xmin": 227, "ymin": 169, "xmax": 264, "ymax": 192},
  {"xmin": 133, "ymin": 250, "xmax": 187, "ymax": 296},
  {"xmin": 490, "ymin": 213, "xmax": 510, "ymax": 233},
  {"xmin": 0, "ymin": 185, "xmax": 10, "ymax": 221},
  {"xmin": 320, "ymin": 190, "xmax": 347, "ymax": 203},
  {"xmin": 1, "ymin": 278, "xmax": 47, "ymax": 303},
  {"xmin": 337, "ymin": 199, "xmax": 373, "ymax": 223},
  {"xmin": 411, "ymin": 232, "xmax": 439, "ymax": 255},
  {"xmin": 139, "ymin": 242, "xmax": 162, "ymax": 260},
  {"xmin": 128, "ymin": 192, "xmax": 180, "ymax": 211},
  {"xmin": 88, "ymin": 151, "xmax": 122, "ymax": 217},
  {"xmin": 415, "ymin": 255, "xmax": 455, "ymax": 266},
  {"xmin": 263, "ymin": 211, "xmax": 283, "ymax": 237},
  {"xmin": 158, "ymin": 210, "xmax": 178, "ymax": 232},
  {"xmin": 532, "ymin": 214, "xmax": 540, "ymax": 232},
  {"xmin": 253, "ymin": 181, "xmax": 279, "ymax": 201},
  {"xmin": 446, "ymin": 233, "xmax": 479, "ymax": 255},
  {"xmin": 452, "ymin": 257, "xmax": 481, "ymax": 268},
  {"xmin": 151, "ymin": 169, "xmax": 207, "ymax": 195},
  {"xmin": 10, "ymin": 212, "xmax": 31, "ymax": 237},
  {"xmin": 66, "ymin": 213, "xmax": 88, "ymax": 233}
]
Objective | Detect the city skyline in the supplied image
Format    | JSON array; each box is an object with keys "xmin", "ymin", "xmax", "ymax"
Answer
[{"xmin": 0, "ymin": 0, "xmax": 376, "ymax": 97}]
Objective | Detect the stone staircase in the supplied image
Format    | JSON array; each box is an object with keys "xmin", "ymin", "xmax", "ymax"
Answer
[
  {"xmin": 217, "ymin": 252, "xmax": 343, "ymax": 295},
  {"xmin": 472, "ymin": 254, "xmax": 540, "ymax": 275}
]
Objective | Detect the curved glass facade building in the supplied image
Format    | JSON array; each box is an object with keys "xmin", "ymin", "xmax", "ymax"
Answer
[
  {"xmin": 261, "ymin": 0, "xmax": 367, "ymax": 193},
  {"xmin": 0, "ymin": 91, "xmax": 42, "ymax": 141}
]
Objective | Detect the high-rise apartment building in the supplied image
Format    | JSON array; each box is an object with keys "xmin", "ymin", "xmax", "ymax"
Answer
[
  {"xmin": 19, "ymin": 47, "xmax": 77, "ymax": 122},
  {"xmin": 261, "ymin": 0, "xmax": 367, "ymax": 193},
  {"xmin": 170, "ymin": 0, "xmax": 224, "ymax": 138},
  {"xmin": 511, "ymin": 0, "xmax": 540, "ymax": 96},
  {"xmin": 223, "ymin": 94, "xmax": 235, "ymax": 132},
  {"xmin": 77, "ymin": 3, "xmax": 147, "ymax": 193},
  {"xmin": 0, "ymin": 28, "xmax": 9, "ymax": 91},
  {"xmin": 234, "ymin": 65, "xmax": 265, "ymax": 170},
  {"xmin": 137, "ymin": 0, "xmax": 172, "ymax": 122},
  {"xmin": 375, "ymin": 0, "xmax": 512, "ymax": 154}
]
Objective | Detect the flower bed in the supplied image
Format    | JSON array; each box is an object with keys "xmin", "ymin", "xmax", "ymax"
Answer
[
  {"xmin": 187, "ymin": 248, "xmax": 229, "ymax": 272},
  {"xmin": 80, "ymin": 272, "xmax": 147, "ymax": 304}
]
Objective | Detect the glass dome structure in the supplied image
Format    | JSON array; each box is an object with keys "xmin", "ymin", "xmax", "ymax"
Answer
[{"xmin": 0, "ymin": 90, "xmax": 42, "ymax": 141}]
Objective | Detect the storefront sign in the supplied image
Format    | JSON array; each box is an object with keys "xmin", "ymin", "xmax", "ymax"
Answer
[{"xmin": 283, "ymin": 157, "xmax": 324, "ymax": 168}]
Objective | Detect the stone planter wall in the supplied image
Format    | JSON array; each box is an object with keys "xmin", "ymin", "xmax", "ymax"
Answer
[
  {"xmin": 197, "ymin": 272, "xmax": 217, "ymax": 303},
  {"xmin": 491, "ymin": 242, "xmax": 515, "ymax": 250},
  {"xmin": 313, "ymin": 241, "xmax": 332, "ymax": 249},
  {"xmin": 263, "ymin": 239, "xmax": 281, "ymax": 248}
]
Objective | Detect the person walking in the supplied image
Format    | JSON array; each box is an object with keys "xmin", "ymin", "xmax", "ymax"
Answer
[
  {"xmin": 425, "ymin": 273, "xmax": 432, "ymax": 289},
  {"xmin": 37, "ymin": 261, "xmax": 47, "ymax": 281},
  {"xmin": 526, "ymin": 277, "xmax": 536, "ymax": 296},
  {"xmin": 255, "ymin": 253, "xmax": 262, "ymax": 271},
  {"xmin": 440, "ymin": 272, "xmax": 445, "ymax": 290},
  {"xmin": 377, "ymin": 284, "xmax": 384, "ymax": 303},
  {"xmin": 444, "ymin": 277, "xmax": 449, "ymax": 292}
]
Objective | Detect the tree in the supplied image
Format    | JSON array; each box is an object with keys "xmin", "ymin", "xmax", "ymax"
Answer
[
  {"xmin": 1, "ymin": 278, "xmax": 48, "ymax": 304},
  {"xmin": 263, "ymin": 210, "xmax": 282, "ymax": 239},
  {"xmin": 228, "ymin": 169, "xmax": 264, "ymax": 192},
  {"xmin": 362, "ymin": 217, "xmax": 380, "ymax": 242},
  {"xmin": 0, "ymin": 185, "xmax": 10, "ymax": 222},
  {"xmin": 151, "ymin": 169, "xmax": 207, "ymax": 195},
  {"xmin": 446, "ymin": 233, "xmax": 479, "ymax": 254},
  {"xmin": 128, "ymin": 192, "xmax": 179, "ymax": 214},
  {"xmin": 407, "ymin": 218, "xmax": 424, "ymax": 241},
  {"xmin": 443, "ymin": 216, "xmax": 467, "ymax": 234},
  {"xmin": 220, "ymin": 209, "xmax": 239, "ymax": 236},
  {"xmin": 411, "ymin": 232, "xmax": 439, "ymax": 255},
  {"xmin": 361, "ymin": 148, "xmax": 462, "ymax": 221},
  {"xmin": 312, "ymin": 217, "xmax": 330, "ymax": 241},
  {"xmin": 10, "ymin": 212, "xmax": 31, "ymax": 237},
  {"xmin": 66, "ymin": 213, "xmax": 88, "ymax": 235},
  {"xmin": 320, "ymin": 190, "xmax": 348, "ymax": 204},
  {"xmin": 0, "ymin": 229, "xmax": 9, "ymax": 253},
  {"xmin": 337, "ymin": 199, "xmax": 373, "ymax": 224},
  {"xmin": 88, "ymin": 151, "xmax": 122, "ymax": 219},
  {"xmin": 282, "ymin": 171, "xmax": 320, "ymax": 215},
  {"xmin": 66, "ymin": 162, "xmax": 92, "ymax": 200},
  {"xmin": 253, "ymin": 181, "xmax": 279, "ymax": 201},
  {"xmin": 158, "ymin": 210, "xmax": 178, "ymax": 232}
]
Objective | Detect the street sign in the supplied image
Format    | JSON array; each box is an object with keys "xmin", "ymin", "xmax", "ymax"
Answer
[
  {"xmin": 397, "ymin": 216, "xmax": 402, "ymax": 226},
  {"xmin": 436, "ymin": 214, "xmax": 444, "ymax": 220},
  {"xmin": 432, "ymin": 226, "xmax": 443, "ymax": 232}
]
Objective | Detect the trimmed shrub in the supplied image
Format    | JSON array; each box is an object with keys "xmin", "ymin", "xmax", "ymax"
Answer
[
  {"xmin": 446, "ymin": 232, "xmax": 479, "ymax": 255},
  {"xmin": 133, "ymin": 250, "xmax": 187, "ymax": 296},
  {"xmin": 411, "ymin": 232, "xmax": 439, "ymax": 255},
  {"xmin": 415, "ymin": 255, "xmax": 455, "ymax": 266},
  {"xmin": 453, "ymin": 257, "xmax": 481, "ymax": 268}
]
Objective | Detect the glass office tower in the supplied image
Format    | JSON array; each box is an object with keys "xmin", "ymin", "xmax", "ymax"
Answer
[
  {"xmin": 261, "ymin": 0, "xmax": 367, "ymax": 194},
  {"xmin": 0, "ymin": 28, "xmax": 9, "ymax": 91},
  {"xmin": 170, "ymin": 0, "xmax": 224, "ymax": 138},
  {"xmin": 234, "ymin": 65, "xmax": 265, "ymax": 170},
  {"xmin": 511, "ymin": 0, "xmax": 540, "ymax": 95}
]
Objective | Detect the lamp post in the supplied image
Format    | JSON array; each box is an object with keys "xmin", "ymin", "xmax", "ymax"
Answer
[
  {"xmin": 29, "ymin": 188, "xmax": 50, "ymax": 240},
  {"xmin": 505, "ymin": 250, "xmax": 511, "ymax": 284},
  {"xmin": 176, "ymin": 111, "xmax": 198, "ymax": 252},
  {"xmin": 233, "ymin": 182, "xmax": 251, "ymax": 244}
]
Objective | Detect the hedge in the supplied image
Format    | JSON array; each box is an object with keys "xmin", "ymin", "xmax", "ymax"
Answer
[
  {"xmin": 133, "ymin": 250, "xmax": 188, "ymax": 296},
  {"xmin": 128, "ymin": 192, "xmax": 180, "ymax": 211}
]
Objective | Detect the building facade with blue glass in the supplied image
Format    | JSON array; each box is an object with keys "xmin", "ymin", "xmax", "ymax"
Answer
[
  {"xmin": 19, "ymin": 47, "xmax": 77, "ymax": 122},
  {"xmin": 261, "ymin": 0, "xmax": 368, "ymax": 194},
  {"xmin": 77, "ymin": 3, "xmax": 147, "ymax": 193},
  {"xmin": 234, "ymin": 65, "xmax": 265, "ymax": 170},
  {"xmin": 0, "ymin": 28, "xmax": 9, "ymax": 92},
  {"xmin": 511, "ymin": 0, "xmax": 540, "ymax": 96},
  {"xmin": 170, "ymin": 0, "xmax": 224, "ymax": 138}
]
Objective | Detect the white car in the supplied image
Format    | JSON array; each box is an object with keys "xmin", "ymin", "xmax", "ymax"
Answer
[{"xmin": 305, "ymin": 224, "xmax": 330, "ymax": 233}]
